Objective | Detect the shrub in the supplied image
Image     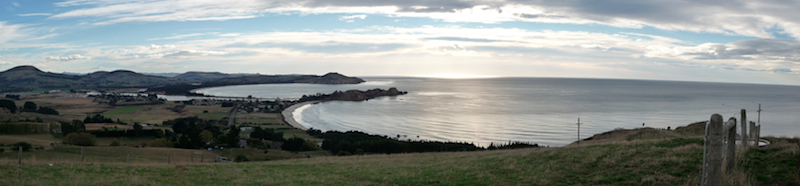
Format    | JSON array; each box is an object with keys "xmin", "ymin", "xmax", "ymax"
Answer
[
  {"xmin": 13, "ymin": 142, "xmax": 33, "ymax": 151},
  {"xmin": 0, "ymin": 148, "xmax": 4, "ymax": 152},
  {"xmin": 109, "ymin": 139, "xmax": 120, "ymax": 146},
  {"xmin": 149, "ymin": 138, "xmax": 173, "ymax": 147},
  {"xmin": 0, "ymin": 99, "xmax": 17, "ymax": 113},
  {"xmin": 22, "ymin": 101, "xmax": 37, "ymax": 112},
  {"xmin": 235, "ymin": 154, "xmax": 249, "ymax": 162},
  {"xmin": 36, "ymin": 107, "xmax": 59, "ymax": 115},
  {"xmin": 65, "ymin": 132, "xmax": 97, "ymax": 146}
]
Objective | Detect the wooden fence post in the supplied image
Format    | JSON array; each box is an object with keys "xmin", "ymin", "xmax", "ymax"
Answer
[
  {"xmin": 191, "ymin": 151, "xmax": 194, "ymax": 162},
  {"xmin": 18, "ymin": 146, "xmax": 22, "ymax": 164},
  {"xmin": 126, "ymin": 154, "xmax": 130, "ymax": 163},
  {"xmin": 168, "ymin": 152, "xmax": 171, "ymax": 164},
  {"xmin": 704, "ymin": 114, "xmax": 723, "ymax": 186},
  {"xmin": 81, "ymin": 146, "xmax": 85, "ymax": 162},
  {"xmin": 201, "ymin": 153, "xmax": 204, "ymax": 163},
  {"xmin": 724, "ymin": 118, "xmax": 737, "ymax": 173},
  {"xmin": 740, "ymin": 109, "xmax": 747, "ymax": 147}
]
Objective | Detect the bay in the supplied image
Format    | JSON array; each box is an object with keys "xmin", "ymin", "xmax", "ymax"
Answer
[{"xmin": 196, "ymin": 77, "xmax": 800, "ymax": 146}]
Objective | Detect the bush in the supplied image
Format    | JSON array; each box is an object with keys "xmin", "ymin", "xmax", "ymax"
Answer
[
  {"xmin": 0, "ymin": 148, "xmax": 4, "ymax": 152},
  {"xmin": 13, "ymin": 142, "xmax": 33, "ymax": 151},
  {"xmin": 235, "ymin": 154, "xmax": 249, "ymax": 162},
  {"xmin": 0, "ymin": 99, "xmax": 17, "ymax": 113},
  {"xmin": 109, "ymin": 139, "xmax": 120, "ymax": 146},
  {"xmin": 36, "ymin": 107, "xmax": 59, "ymax": 115},
  {"xmin": 65, "ymin": 132, "xmax": 97, "ymax": 146},
  {"xmin": 149, "ymin": 138, "xmax": 173, "ymax": 147}
]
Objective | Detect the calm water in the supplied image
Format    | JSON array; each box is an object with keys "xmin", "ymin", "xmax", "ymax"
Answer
[{"xmin": 196, "ymin": 77, "xmax": 800, "ymax": 146}]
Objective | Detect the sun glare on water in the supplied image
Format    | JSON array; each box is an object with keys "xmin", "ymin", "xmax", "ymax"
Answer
[{"xmin": 414, "ymin": 74, "xmax": 497, "ymax": 79}]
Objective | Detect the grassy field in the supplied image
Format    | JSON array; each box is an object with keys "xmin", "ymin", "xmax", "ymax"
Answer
[
  {"xmin": 235, "ymin": 113, "xmax": 281, "ymax": 125},
  {"xmin": 0, "ymin": 138, "xmax": 726, "ymax": 185},
  {"xmin": 0, "ymin": 128, "xmax": 796, "ymax": 185},
  {"xmin": 0, "ymin": 146, "xmax": 220, "ymax": 164},
  {"xmin": 101, "ymin": 106, "xmax": 145, "ymax": 117}
]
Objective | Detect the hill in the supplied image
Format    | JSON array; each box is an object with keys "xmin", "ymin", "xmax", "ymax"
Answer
[
  {"xmin": 1, "ymin": 120, "xmax": 797, "ymax": 185},
  {"xmin": 172, "ymin": 71, "xmax": 244, "ymax": 81},
  {"xmin": 0, "ymin": 66, "xmax": 365, "ymax": 93}
]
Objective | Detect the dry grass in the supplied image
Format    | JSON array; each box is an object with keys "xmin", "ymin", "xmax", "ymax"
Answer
[
  {"xmin": 0, "ymin": 134, "xmax": 60, "ymax": 147},
  {"xmin": 235, "ymin": 113, "xmax": 281, "ymax": 124},
  {"xmin": 15, "ymin": 93, "xmax": 114, "ymax": 121},
  {"xmin": 0, "ymin": 146, "xmax": 220, "ymax": 165},
  {"xmin": 85, "ymin": 123, "xmax": 134, "ymax": 131}
]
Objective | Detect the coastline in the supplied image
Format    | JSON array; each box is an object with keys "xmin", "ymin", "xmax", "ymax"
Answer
[{"xmin": 281, "ymin": 101, "xmax": 322, "ymax": 131}]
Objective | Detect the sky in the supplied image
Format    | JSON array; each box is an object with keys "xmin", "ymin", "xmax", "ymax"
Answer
[{"xmin": 2, "ymin": 0, "xmax": 800, "ymax": 85}]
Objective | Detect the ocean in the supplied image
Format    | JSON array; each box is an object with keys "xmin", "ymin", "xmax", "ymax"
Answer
[{"xmin": 195, "ymin": 77, "xmax": 800, "ymax": 146}]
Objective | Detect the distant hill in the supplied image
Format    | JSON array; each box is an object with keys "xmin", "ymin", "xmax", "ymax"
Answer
[
  {"xmin": 0, "ymin": 66, "xmax": 365, "ymax": 93},
  {"xmin": 172, "ymin": 71, "xmax": 247, "ymax": 81}
]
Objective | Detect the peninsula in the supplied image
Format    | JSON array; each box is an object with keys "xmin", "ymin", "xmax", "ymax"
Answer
[{"xmin": 282, "ymin": 88, "xmax": 409, "ymax": 130}]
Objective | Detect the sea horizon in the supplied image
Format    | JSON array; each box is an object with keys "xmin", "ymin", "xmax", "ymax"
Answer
[{"xmin": 195, "ymin": 77, "xmax": 800, "ymax": 147}]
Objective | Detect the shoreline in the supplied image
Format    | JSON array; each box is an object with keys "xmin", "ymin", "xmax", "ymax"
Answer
[{"xmin": 281, "ymin": 101, "xmax": 323, "ymax": 131}]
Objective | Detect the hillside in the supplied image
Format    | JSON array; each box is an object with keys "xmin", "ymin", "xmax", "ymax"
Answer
[
  {"xmin": 1, "ymin": 119, "xmax": 797, "ymax": 185},
  {"xmin": 0, "ymin": 66, "xmax": 365, "ymax": 93}
]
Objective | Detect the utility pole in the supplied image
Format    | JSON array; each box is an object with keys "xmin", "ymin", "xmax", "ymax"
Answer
[
  {"xmin": 577, "ymin": 117, "xmax": 583, "ymax": 144},
  {"xmin": 757, "ymin": 104, "xmax": 762, "ymax": 126}
]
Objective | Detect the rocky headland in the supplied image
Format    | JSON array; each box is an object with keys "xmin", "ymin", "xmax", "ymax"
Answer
[{"xmin": 298, "ymin": 87, "xmax": 408, "ymax": 102}]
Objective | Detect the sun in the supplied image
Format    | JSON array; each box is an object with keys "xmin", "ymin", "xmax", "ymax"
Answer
[{"xmin": 414, "ymin": 74, "xmax": 497, "ymax": 79}]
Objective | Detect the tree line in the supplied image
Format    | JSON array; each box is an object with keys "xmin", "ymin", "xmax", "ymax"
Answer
[
  {"xmin": 307, "ymin": 128, "xmax": 542, "ymax": 156},
  {"xmin": 0, "ymin": 100, "xmax": 59, "ymax": 115}
]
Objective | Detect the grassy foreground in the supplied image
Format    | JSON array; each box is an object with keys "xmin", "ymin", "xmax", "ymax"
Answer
[
  {"xmin": 1, "ymin": 129, "xmax": 798, "ymax": 185},
  {"xmin": 2, "ymin": 138, "xmax": 705, "ymax": 185}
]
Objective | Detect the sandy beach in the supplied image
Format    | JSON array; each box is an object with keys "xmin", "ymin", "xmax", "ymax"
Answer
[{"xmin": 281, "ymin": 101, "xmax": 322, "ymax": 131}]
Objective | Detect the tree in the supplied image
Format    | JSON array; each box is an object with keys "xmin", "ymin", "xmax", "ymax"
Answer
[
  {"xmin": 149, "ymin": 138, "xmax": 173, "ymax": 147},
  {"xmin": 227, "ymin": 125, "xmax": 240, "ymax": 148},
  {"xmin": 72, "ymin": 120, "xmax": 85, "ymax": 132},
  {"xmin": 199, "ymin": 130, "xmax": 214, "ymax": 144},
  {"xmin": 0, "ymin": 100, "xmax": 17, "ymax": 113},
  {"xmin": 109, "ymin": 139, "xmax": 120, "ymax": 146},
  {"xmin": 36, "ymin": 107, "xmax": 59, "ymax": 115},
  {"xmin": 22, "ymin": 101, "xmax": 36, "ymax": 112},
  {"xmin": 65, "ymin": 132, "xmax": 97, "ymax": 146},
  {"xmin": 133, "ymin": 122, "xmax": 143, "ymax": 136},
  {"xmin": 60, "ymin": 121, "xmax": 75, "ymax": 136},
  {"xmin": 13, "ymin": 142, "xmax": 33, "ymax": 151}
]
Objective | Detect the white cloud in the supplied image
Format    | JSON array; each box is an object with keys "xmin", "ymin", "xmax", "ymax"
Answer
[
  {"xmin": 46, "ymin": 0, "xmax": 800, "ymax": 39},
  {"xmin": 148, "ymin": 33, "xmax": 207, "ymax": 40},
  {"xmin": 18, "ymin": 13, "xmax": 53, "ymax": 16},
  {"xmin": 45, "ymin": 54, "xmax": 91, "ymax": 61},
  {"xmin": 219, "ymin": 33, "xmax": 240, "ymax": 37},
  {"xmin": 148, "ymin": 50, "xmax": 228, "ymax": 59},
  {"xmin": 0, "ymin": 22, "xmax": 25, "ymax": 44},
  {"xmin": 339, "ymin": 14, "xmax": 366, "ymax": 22},
  {"xmin": 12, "ymin": 2, "xmax": 20, "ymax": 7}
]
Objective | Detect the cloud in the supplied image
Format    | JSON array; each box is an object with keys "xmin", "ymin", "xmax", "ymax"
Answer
[
  {"xmin": 148, "ymin": 33, "xmax": 207, "ymax": 40},
  {"xmin": 46, "ymin": 54, "xmax": 91, "ymax": 61},
  {"xmin": 646, "ymin": 39, "xmax": 800, "ymax": 61},
  {"xmin": 18, "ymin": 13, "xmax": 52, "ymax": 16},
  {"xmin": 12, "ymin": 2, "xmax": 19, "ymax": 7},
  {"xmin": 339, "ymin": 14, "xmax": 366, "ymax": 22},
  {"xmin": 147, "ymin": 50, "xmax": 228, "ymax": 59},
  {"xmin": 643, "ymin": 38, "xmax": 800, "ymax": 73},
  {"xmin": 46, "ymin": 0, "xmax": 800, "ymax": 39},
  {"xmin": 0, "ymin": 22, "xmax": 25, "ymax": 43}
]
